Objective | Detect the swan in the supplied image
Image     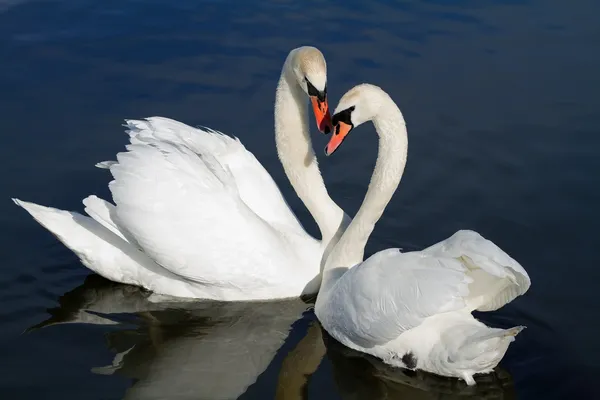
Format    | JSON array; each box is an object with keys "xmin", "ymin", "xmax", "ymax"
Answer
[
  {"xmin": 12, "ymin": 46, "xmax": 348, "ymax": 301},
  {"xmin": 315, "ymin": 84, "xmax": 531, "ymax": 385}
]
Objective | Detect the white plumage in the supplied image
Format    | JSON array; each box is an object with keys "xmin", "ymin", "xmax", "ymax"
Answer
[
  {"xmin": 14, "ymin": 47, "xmax": 348, "ymax": 301},
  {"xmin": 318, "ymin": 231, "xmax": 529, "ymax": 385},
  {"xmin": 14, "ymin": 117, "xmax": 320, "ymax": 300},
  {"xmin": 316, "ymin": 84, "xmax": 530, "ymax": 385},
  {"xmin": 108, "ymin": 118, "xmax": 317, "ymax": 289}
]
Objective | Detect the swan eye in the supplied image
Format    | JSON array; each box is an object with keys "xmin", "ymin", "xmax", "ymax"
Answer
[
  {"xmin": 332, "ymin": 106, "xmax": 355, "ymax": 127},
  {"xmin": 305, "ymin": 77, "xmax": 326, "ymax": 102}
]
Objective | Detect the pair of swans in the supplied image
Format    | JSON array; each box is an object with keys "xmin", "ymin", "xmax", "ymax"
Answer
[{"xmin": 14, "ymin": 46, "xmax": 530, "ymax": 384}]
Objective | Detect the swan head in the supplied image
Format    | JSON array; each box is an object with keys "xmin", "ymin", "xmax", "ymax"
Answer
[
  {"xmin": 325, "ymin": 84, "xmax": 388, "ymax": 156},
  {"xmin": 288, "ymin": 46, "xmax": 332, "ymax": 134}
]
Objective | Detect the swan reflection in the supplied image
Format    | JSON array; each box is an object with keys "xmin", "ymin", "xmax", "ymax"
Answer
[
  {"xmin": 29, "ymin": 275, "xmax": 515, "ymax": 399},
  {"xmin": 29, "ymin": 275, "xmax": 312, "ymax": 399}
]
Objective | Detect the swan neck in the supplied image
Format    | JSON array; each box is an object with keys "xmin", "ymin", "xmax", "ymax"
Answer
[
  {"xmin": 274, "ymin": 56, "xmax": 344, "ymax": 244},
  {"xmin": 322, "ymin": 100, "xmax": 408, "ymax": 284}
]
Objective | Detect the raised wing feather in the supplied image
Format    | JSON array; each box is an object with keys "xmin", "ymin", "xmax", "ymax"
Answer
[
  {"xmin": 108, "ymin": 136, "xmax": 292, "ymax": 289},
  {"xmin": 324, "ymin": 249, "xmax": 472, "ymax": 348},
  {"xmin": 101, "ymin": 117, "xmax": 305, "ymax": 235},
  {"xmin": 422, "ymin": 230, "xmax": 531, "ymax": 311}
]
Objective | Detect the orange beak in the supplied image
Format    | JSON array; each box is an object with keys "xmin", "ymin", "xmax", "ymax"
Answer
[
  {"xmin": 310, "ymin": 96, "xmax": 332, "ymax": 134},
  {"xmin": 325, "ymin": 121, "xmax": 353, "ymax": 156}
]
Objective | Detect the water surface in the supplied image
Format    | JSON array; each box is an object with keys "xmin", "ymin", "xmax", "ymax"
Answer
[{"xmin": 1, "ymin": 0, "xmax": 598, "ymax": 398}]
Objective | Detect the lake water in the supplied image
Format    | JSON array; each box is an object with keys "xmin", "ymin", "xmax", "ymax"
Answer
[{"xmin": 1, "ymin": 0, "xmax": 598, "ymax": 398}]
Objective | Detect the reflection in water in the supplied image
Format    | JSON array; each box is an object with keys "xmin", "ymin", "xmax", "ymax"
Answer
[
  {"xmin": 29, "ymin": 275, "xmax": 311, "ymax": 399},
  {"xmin": 276, "ymin": 320, "xmax": 326, "ymax": 400},
  {"xmin": 26, "ymin": 275, "xmax": 160, "ymax": 331},
  {"xmin": 30, "ymin": 275, "xmax": 516, "ymax": 399},
  {"xmin": 101, "ymin": 304, "xmax": 309, "ymax": 400}
]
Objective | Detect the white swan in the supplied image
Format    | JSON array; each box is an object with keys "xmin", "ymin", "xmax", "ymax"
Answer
[
  {"xmin": 315, "ymin": 84, "xmax": 531, "ymax": 385},
  {"xmin": 13, "ymin": 46, "xmax": 348, "ymax": 301}
]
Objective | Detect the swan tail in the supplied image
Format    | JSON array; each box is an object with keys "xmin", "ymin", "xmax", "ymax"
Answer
[
  {"xmin": 12, "ymin": 198, "xmax": 155, "ymax": 286},
  {"xmin": 450, "ymin": 325, "xmax": 524, "ymax": 385},
  {"xmin": 82, "ymin": 195, "xmax": 131, "ymax": 242}
]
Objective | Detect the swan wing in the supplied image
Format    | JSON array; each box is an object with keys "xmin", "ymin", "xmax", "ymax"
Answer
[
  {"xmin": 422, "ymin": 230, "xmax": 531, "ymax": 311},
  {"xmin": 323, "ymin": 249, "xmax": 472, "ymax": 347},
  {"xmin": 107, "ymin": 134, "xmax": 296, "ymax": 291},
  {"xmin": 100, "ymin": 117, "xmax": 305, "ymax": 234}
]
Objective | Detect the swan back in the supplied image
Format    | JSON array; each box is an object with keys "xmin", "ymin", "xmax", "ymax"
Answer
[{"xmin": 316, "ymin": 249, "xmax": 472, "ymax": 348}]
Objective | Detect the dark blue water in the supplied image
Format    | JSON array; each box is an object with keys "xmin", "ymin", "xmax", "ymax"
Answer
[{"xmin": 1, "ymin": 0, "xmax": 598, "ymax": 398}]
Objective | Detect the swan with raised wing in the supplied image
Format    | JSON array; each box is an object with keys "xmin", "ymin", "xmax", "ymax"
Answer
[
  {"xmin": 13, "ymin": 46, "xmax": 349, "ymax": 301},
  {"xmin": 315, "ymin": 84, "xmax": 530, "ymax": 385}
]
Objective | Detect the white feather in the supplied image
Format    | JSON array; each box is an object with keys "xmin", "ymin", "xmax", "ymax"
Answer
[
  {"xmin": 316, "ymin": 84, "xmax": 530, "ymax": 385},
  {"xmin": 13, "ymin": 47, "xmax": 350, "ymax": 301},
  {"xmin": 13, "ymin": 117, "xmax": 326, "ymax": 300},
  {"xmin": 423, "ymin": 229, "xmax": 530, "ymax": 311},
  {"xmin": 318, "ymin": 238, "xmax": 528, "ymax": 385}
]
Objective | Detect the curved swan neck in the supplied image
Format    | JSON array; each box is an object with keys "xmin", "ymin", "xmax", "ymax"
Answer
[
  {"xmin": 274, "ymin": 53, "xmax": 344, "ymax": 244},
  {"xmin": 323, "ymin": 95, "xmax": 408, "ymax": 277}
]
